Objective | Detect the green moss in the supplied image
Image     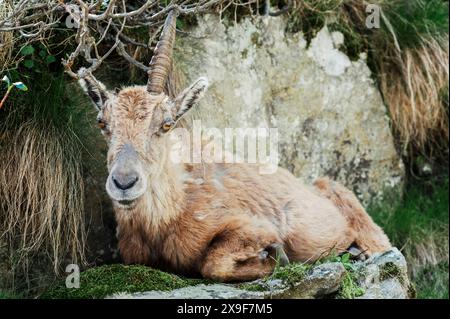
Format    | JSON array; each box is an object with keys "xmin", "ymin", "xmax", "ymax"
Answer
[
  {"xmin": 270, "ymin": 262, "xmax": 310, "ymax": 286},
  {"xmin": 40, "ymin": 264, "xmax": 210, "ymax": 299},
  {"xmin": 316, "ymin": 252, "xmax": 365, "ymax": 299},
  {"xmin": 238, "ymin": 262, "xmax": 310, "ymax": 292},
  {"xmin": 239, "ymin": 258, "xmax": 368, "ymax": 300},
  {"xmin": 251, "ymin": 32, "xmax": 262, "ymax": 47},
  {"xmin": 238, "ymin": 283, "xmax": 268, "ymax": 292},
  {"xmin": 241, "ymin": 48, "xmax": 249, "ymax": 59},
  {"xmin": 337, "ymin": 271, "xmax": 365, "ymax": 299},
  {"xmin": 407, "ymin": 283, "xmax": 417, "ymax": 299},
  {"xmin": 380, "ymin": 262, "xmax": 403, "ymax": 283},
  {"xmin": 0, "ymin": 290, "xmax": 22, "ymax": 299}
]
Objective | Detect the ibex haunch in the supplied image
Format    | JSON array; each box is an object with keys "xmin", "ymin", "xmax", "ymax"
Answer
[{"xmin": 79, "ymin": 10, "xmax": 391, "ymax": 282}]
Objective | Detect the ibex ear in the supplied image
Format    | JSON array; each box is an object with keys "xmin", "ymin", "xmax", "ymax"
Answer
[
  {"xmin": 78, "ymin": 68, "xmax": 110, "ymax": 111},
  {"xmin": 173, "ymin": 77, "xmax": 208, "ymax": 120}
]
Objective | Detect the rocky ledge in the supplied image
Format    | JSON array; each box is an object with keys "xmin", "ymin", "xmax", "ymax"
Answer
[{"xmin": 108, "ymin": 248, "xmax": 414, "ymax": 299}]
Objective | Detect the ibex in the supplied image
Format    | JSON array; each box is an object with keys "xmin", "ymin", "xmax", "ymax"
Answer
[{"xmin": 78, "ymin": 10, "xmax": 391, "ymax": 282}]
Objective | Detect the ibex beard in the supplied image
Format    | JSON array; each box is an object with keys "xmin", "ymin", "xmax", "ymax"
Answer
[{"xmin": 78, "ymin": 10, "xmax": 391, "ymax": 282}]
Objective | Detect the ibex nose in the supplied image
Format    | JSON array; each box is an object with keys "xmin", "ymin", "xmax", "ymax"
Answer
[{"xmin": 112, "ymin": 173, "xmax": 139, "ymax": 190}]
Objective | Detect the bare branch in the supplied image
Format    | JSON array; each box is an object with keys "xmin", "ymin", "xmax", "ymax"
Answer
[
  {"xmin": 116, "ymin": 41, "xmax": 150, "ymax": 72},
  {"xmin": 0, "ymin": 0, "xmax": 271, "ymax": 78}
]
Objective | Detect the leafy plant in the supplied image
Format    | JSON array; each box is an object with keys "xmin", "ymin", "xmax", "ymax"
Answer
[
  {"xmin": 19, "ymin": 43, "xmax": 57, "ymax": 72},
  {"xmin": 0, "ymin": 75, "xmax": 27, "ymax": 109}
]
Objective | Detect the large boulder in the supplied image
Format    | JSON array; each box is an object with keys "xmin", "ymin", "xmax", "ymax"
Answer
[{"xmin": 175, "ymin": 15, "xmax": 404, "ymax": 204}]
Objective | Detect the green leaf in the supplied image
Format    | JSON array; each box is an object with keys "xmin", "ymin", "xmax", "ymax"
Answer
[
  {"xmin": 341, "ymin": 253, "xmax": 350, "ymax": 264},
  {"xmin": 12, "ymin": 82, "xmax": 28, "ymax": 91},
  {"xmin": 23, "ymin": 59, "xmax": 34, "ymax": 69},
  {"xmin": 176, "ymin": 19, "xmax": 185, "ymax": 30},
  {"xmin": 39, "ymin": 50, "xmax": 47, "ymax": 58},
  {"xmin": 45, "ymin": 55, "xmax": 56, "ymax": 64},
  {"xmin": 20, "ymin": 45, "xmax": 35, "ymax": 56}
]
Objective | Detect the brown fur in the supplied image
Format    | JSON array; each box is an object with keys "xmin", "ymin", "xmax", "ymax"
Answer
[{"xmin": 81, "ymin": 82, "xmax": 392, "ymax": 282}]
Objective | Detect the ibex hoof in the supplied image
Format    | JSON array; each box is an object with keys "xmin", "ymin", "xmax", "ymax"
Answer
[
  {"xmin": 347, "ymin": 246, "xmax": 367, "ymax": 261},
  {"xmin": 267, "ymin": 243, "xmax": 290, "ymax": 266},
  {"xmin": 259, "ymin": 250, "xmax": 269, "ymax": 260}
]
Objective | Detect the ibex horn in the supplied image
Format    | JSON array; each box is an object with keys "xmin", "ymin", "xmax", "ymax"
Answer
[{"xmin": 147, "ymin": 9, "xmax": 179, "ymax": 94}]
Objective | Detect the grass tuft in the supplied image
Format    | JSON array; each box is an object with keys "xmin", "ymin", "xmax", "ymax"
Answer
[
  {"xmin": 0, "ymin": 290, "xmax": 22, "ymax": 299},
  {"xmin": 414, "ymin": 260, "xmax": 448, "ymax": 299},
  {"xmin": 370, "ymin": 176, "xmax": 449, "ymax": 299},
  {"xmin": 0, "ymin": 71, "xmax": 88, "ymax": 294}
]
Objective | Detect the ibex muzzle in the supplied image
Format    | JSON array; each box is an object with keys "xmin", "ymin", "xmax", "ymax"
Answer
[{"xmin": 106, "ymin": 143, "xmax": 147, "ymax": 203}]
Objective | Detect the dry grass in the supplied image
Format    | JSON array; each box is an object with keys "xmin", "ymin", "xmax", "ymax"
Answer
[
  {"xmin": 0, "ymin": 121, "xmax": 86, "ymax": 285},
  {"xmin": 378, "ymin": 36, "xmax": 449, "ymax": 155},
  {"xmin": 0, "ymin": 2, "xmax": 14, "ymax": 70}
]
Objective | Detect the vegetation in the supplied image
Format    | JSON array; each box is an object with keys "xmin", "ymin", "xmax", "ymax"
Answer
[
  {"xmin": 270, "ymin": 261, "xmax": 310, "ymax": 285},
  {"xmin": 0, "ymin": 65, "xmax": 91, "ymax": 292},
  {"xmin": 0, "ymin": 290, "xmax": 22, "ymax": 299},
  {"xmin": 40, "ymin": 264, "xmax": 209, "ymax": 299},
  {"xmin": 414, "ymin": 260, "xmax": 449, "ymax": 299},
  {"xmin": 318, "ymin": 252, "xmax": 365, "ymax": 299},
  {"xmin": 380, "ymin": 262, "xmax": 403, "ymax": 283},
  {"xmin": 337, "ymin": 271, "xmax": 365, "ymax": 299},
  {"xmin": 370, "ymin": 175, "xmax": 449, "ymax": 299},
  {"xmin": 239, "ymin": 252, "xmax": 365, "ymax": 299}
]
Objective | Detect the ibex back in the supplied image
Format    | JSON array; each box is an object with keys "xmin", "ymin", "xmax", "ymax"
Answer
[{"xmin": 79, "ymin": 10, "xmax": 391, "ymax": 282}]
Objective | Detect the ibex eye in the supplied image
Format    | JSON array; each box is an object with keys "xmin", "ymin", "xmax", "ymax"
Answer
[
  {"xmin": 162, "ymin": 122, "xmax": 172, "ymax": 131},
  {"xmin": 162, "ymin": 117, "xmax": 175, "ymax": 132}
]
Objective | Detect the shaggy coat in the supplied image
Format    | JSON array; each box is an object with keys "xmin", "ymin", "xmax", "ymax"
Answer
[{"xmin": 79, "ymin": 81, "xmax": 391, "ymax": 282}]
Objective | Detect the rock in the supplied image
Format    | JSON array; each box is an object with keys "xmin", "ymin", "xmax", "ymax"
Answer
[
  {"xmin": 269, "ymin": 263, "xmax": 346, "ymax": 299},
  {"xmin": 175, "ymin": 15, "xmax": 404, "ymax": 204},
  {"xmin": 109, "ymin": 284, "xmax": 265, "ymax": 299},
  {"xmin": 108, "ymin": 248, "xmax": 412, "ymax": 299},
  {"xmin": 355, "ymin": 248, "xmax": 414, "ymax": 299}
]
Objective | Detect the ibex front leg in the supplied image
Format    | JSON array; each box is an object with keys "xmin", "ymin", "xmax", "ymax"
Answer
[{"xmin": 200, "ymin": 228, "xmax": 288, "ymax": 282}]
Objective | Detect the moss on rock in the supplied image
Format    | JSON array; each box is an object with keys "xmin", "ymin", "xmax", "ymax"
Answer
[
  {"xmin": 380, "ymin": 262, "xmax": 403, "ymax": 283},
  {"xmin": 40, "ymin": 264, "xmax": 210, "ymax": 299},
  {"xmin": 336, "ymin": 271, "xmax": 365, "ymax": 299},
  {"xmin": 238, "ymin": 262, "xmax": 310, "ymax": 292}
]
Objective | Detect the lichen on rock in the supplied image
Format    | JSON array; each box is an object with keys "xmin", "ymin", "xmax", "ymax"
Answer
[{"xmin": 175, "ymin": 14, "xmax": 404, "ymax": 205}]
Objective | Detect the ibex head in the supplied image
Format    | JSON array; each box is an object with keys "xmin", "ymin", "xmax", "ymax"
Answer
[{"xmin": 78, "ymin": 10, "xmax": 208, "ymax": 205}]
